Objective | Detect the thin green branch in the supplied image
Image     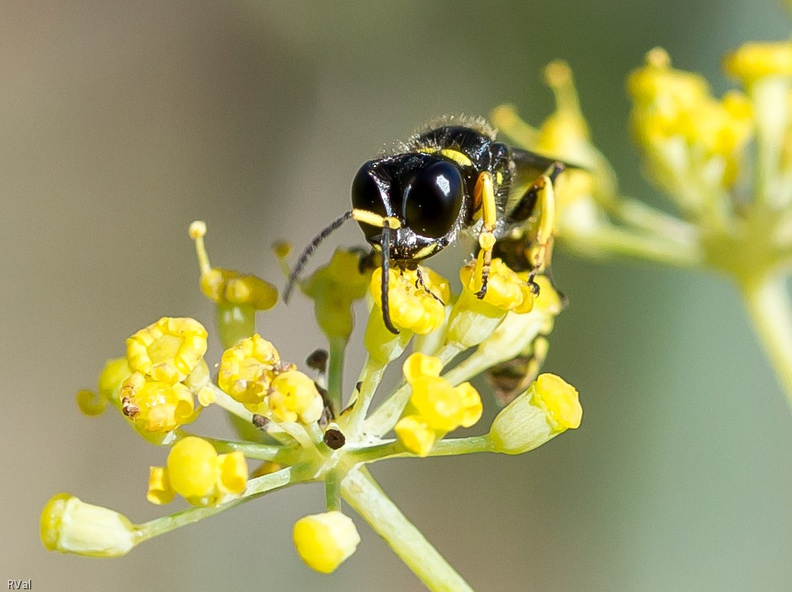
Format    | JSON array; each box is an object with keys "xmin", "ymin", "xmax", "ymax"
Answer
[
  {"xmin": 341, "ymin": 466, "xmax": 474, "ymax": 592},
  {"xmin": 135, "ymin": 464, "xmax": 311, "ymax": 544},
  {"xmin": 614, "ymin": 197, "xmax": 699, "ymax": 245},
  {"xmin": 325, "ymin": 469, "xmax": 342, "ymax": 512},
  {"xmin": 563, "ymin": 224, "xmax": 704, "ymax": 268},
  {"xmin": 208, "ymin": 383, "xmax": 255, "ymax": 423},
  {"xmin": 327, "ymin": 335, "xmax": 347, "ymax": 414},
  {"xmin": 184, "ymin": 432, "xmax": 299, "ymax": 463},
  {"xmin": 342, "ymin": 359, "xmax": 387, "ymax": 436},
  {"xmin": 740, "ymin": 271, "xmax": 792, "ymax": 411},
  {"xmin": 347, "ymin": 435, "xmax": 494, "ymax": 464}
]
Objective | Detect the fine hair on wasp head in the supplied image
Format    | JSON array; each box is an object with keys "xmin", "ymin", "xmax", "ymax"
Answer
[{"xmin": 283, "ymin": 208, "xmax": 401, "ymax": 335}]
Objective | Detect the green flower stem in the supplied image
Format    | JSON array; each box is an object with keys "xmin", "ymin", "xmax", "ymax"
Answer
[
  {"xmin": 273, "ymin": 422, "xmax": 315, "ymax": 449},
  {"xmin": 430, "ymin": 435, "xmax": 494, "ymax": 456},
  {"xmin": 751, "ymin": 78, "xmax": 790, "ymax": 209},
  {"xmin": 327, "ymin": 335, "xmax": 347, "ymax": 414},
  {"xmin": 341, "ymin": 466, "xmax": 474, "ymax": 592},
  {"xmin": 564, "ymin": 224, "xmax": 703, "ymax": 268},
  {"xmin": 615, "ymin": 198, "xmax": 699, "ymax": 246},
  {"xmin": 441, "ymin": 352, "xmax": 497, "ymax": 387},
  {"xmin": 364, "ymin": 343, "xmax": 462, "ymax": 437},
  {"xmin": 347, "ymin": 440, "xmax": 401, "ymax": 463},
  {"xmin": 325, "ymin": 469, "xmax": 342, "ymax": 512},
  {"xmin": 189, "ymin": 433, "xmax": 299, "ymax": 463},
  {"xmin": 741, "ymin": 271, "xmax": 792, "ymax": 411},
  {"xmin": 208, "ymin": 384, "xmax": 254, "ymax": 423},
  {"xmin": 363, "ymin": 381, "xmax": 409, "ymax": 437},
  {"xmin": 343, "ymin": 359, "xmax": 386, "ymax": 436},
  {"xmin": 306, "ymin": 421, "xmax": 325, "ymax": 447},
  {"xmin": 348, "ymin": 435, "xmax": 495, "ymax": 464},
  {"xmin": 135, "ymin": 464, "xmax": 311, "ymax": 544},
  {"xmin": 216, "ymin": 302, "xmax": 257, "ymax": 348},
  {"xmin": 208, "ymin": 384, "xmax": 310, "ymax": 448}
]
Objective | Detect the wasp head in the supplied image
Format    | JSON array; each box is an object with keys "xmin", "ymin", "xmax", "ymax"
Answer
[{"xmin": 351, "ymin": 153, "xmax": 467, "ymax": 263}]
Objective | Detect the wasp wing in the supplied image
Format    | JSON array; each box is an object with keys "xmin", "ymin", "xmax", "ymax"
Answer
[{"xmin": 504, "ymin": 148, "xmax": 583, "ymax": 218}]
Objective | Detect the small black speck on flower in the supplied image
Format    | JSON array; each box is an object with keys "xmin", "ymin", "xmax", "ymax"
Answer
[
  {"xmin": 252, "ymin": 414, "xmax": 270, "ymax": 429},
  {"xmin": 323, "ymin": 428, "xmax": 346, "ymax": 450}
]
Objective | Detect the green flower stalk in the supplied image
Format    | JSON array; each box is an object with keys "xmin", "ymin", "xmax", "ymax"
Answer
[{"xmin": 43, "ymin": 220, "xmax": 580, "ymax": 591}]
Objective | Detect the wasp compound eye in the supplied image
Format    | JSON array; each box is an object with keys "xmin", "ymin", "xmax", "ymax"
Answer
[
  {"xmin": 351, "ymin": 161, "xmax": 389, "ymax": 241},
  {"xmin": 403, "ymin": 160, "xmax": 463, "ymax": 239}
]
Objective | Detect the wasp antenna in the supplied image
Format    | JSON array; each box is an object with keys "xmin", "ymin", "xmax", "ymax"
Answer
[
  {"xmin": 284, "ymin": 210, "xmax": 354, "ymax": 303},
  {"xmin": 380, "ymin": 225, "xmax": 399, "ymax": 334}
]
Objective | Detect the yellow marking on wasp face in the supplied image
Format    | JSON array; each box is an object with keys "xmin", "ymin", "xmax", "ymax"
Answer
[
  {"xmin": 352, "ymin": 209, "xmax": 401, "ymax": 229},
  {"xmin": 417, "ymin": 146, "xmax": 473, "ymax": 167},
  {"xmin": 495, "ymin": 171, "xmax": 503, "ymax": 185},
  {"xmin": 439, "ymin": 149, "xmax": 472, "ymax": 167},
  {"xmin": 414, "ymin": 244, "xmax": 438, "ymax": 259}
]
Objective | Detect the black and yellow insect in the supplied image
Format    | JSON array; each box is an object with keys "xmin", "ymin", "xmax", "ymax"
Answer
[{"xmin": 284, "ymin": 117, "xmax": 566, "ymax": 333}]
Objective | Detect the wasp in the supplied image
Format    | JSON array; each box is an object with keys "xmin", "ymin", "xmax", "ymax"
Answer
[{"xmin": 284, "ymin": 117, "xmax": 567, "ymax": 334}]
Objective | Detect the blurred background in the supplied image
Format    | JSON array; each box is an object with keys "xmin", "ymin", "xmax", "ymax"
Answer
[{"xmin": 3, "ymin": 1, "xmax": 792, "ymax": 590}]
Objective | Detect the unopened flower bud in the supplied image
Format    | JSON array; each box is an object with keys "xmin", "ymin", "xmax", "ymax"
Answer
[
  {"xmin": 293, "ymin": 512, "xmax": 360, "ymax": 573},
  {"xmin": 40, "ymin": 494, "xmax": 138, "ymax": 557},
  {"xmin": 490, "ymin": 373, "xmax": 581, "ymax": 454}
]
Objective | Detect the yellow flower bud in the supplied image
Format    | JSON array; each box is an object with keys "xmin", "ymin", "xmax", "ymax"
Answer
[
  {"xmin": 476, "ymin": 275, "xmax": 561, "ymax": 366},
  {"xmin": 76, "ymin": 357, "xmax": 132, "ymax": 416},
  {"xmin": 460, "ymin": 255, "xmax": 534, "ymax": 314},
  {"xmin": 147, "ymin": 467, "xmax": 175, "ymax": 505},
  {"xmin": 218, "ymin": 334, "xmax": 283, "ymax": 408},
  {"xmin": 167, "ymin": 437, "xmax": 218, "ymax": 501},
  {"xmin": 269, "ymin": 370, "xmax": 324, "ymax": 424},
  {"xmin": 302, "ymin": 249, "xmax": 372, "ymax": 340},
  {"xmin": 394, "ymin": 415, "xmax": 436, "ymax": 457},
  {"xmin": 724, "ymin": 41, "xmax": 792, "ymax": 85},
  {"xmin": 191, "ymin": 220, "xmax": 278, "ymax": 311},
  {"xmin": 531, "ymin": 373, "xmax": 583, "ymax": 431},
  {"xmin": 120, "ymin": 373, "xmax": 198, "ymax": 433},
  {"xmin": 217, "ymin": 451, "xmax": 248, "ymax": 495},
  {"xmin": 402, "ymin": 351, "xmax": 443, "ymax": 382},
  {"xmin": 40, "ymin": 494, "xmax": 137, "ymax": 557},
  {"xmin": 394, "ymin": 353, "xmax": 483, "ymax": 456},
  {"xmin": 490, "ymin": 373, "xmax": 581, "ymax": 455},
  {"xmin": 369, "ymin": 266, "xmax": 450, "ymax": 335},
  {"xmin": 293, "ymin": 512, "xmax": 360, "ymax": 573},
  {"xmin": 126, "ymin": 317, "xmax": 208, "ymax": 383},
  {"xmin": 158, "ymin": 438, "xmax": 248, "ymax": 506}
]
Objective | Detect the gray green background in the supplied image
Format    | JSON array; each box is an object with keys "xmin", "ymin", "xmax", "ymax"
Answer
[{"xmin": 3, "ymin": 1, "xmax": 792, "ymax": 590}]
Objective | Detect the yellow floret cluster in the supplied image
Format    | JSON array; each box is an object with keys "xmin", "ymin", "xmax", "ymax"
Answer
[
  {"xmin": 148, "ymin": 436, "xmax": 248, "ymax": 507},
  {"xmin": 120, "ymin": 317, "xmax": 211, "ymax": 436},
  {"xmin": 394, "ymin": 353, "xmax": 483, "ymax": 457},
  {"xmin": 218, "ymin": 334, "xmax": 323, "ymax": 424},
  {"xmin": 370, "ymin": 266, "xmax": 451, "ymax": 334}
]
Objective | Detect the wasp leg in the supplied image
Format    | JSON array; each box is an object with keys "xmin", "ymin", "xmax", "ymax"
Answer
[
  {"xmin": 513, "ymin": 162, "xmax": 564, "ymax": 290},
  {"xmin": 414, "ymin": 267, "xmax": 445, "ymax": 305},
  {"xmin": 474, "ymin": 171, "xmax": 498, "ymax": 299}
]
